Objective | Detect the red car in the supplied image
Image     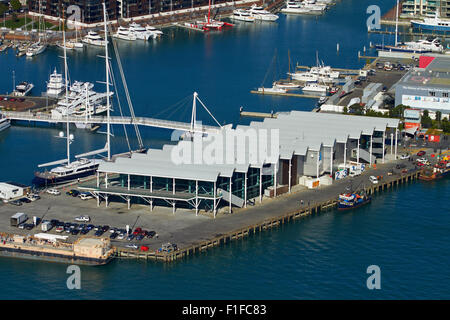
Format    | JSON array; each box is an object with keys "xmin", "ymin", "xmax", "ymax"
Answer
[
  {"xmin": 417, "ymin": 151, "xmax": 426, "ymax": 156},
  {"xmin": 416, "ymin": 162, "xmax": 425, "ymax": 167},
  {"xmin": 133, "ymin": 227, "xmax": 143, "ymax": 235},
  {"xmin": 140, "ymin": 246, "xmax": 149, "ymax": 252}
]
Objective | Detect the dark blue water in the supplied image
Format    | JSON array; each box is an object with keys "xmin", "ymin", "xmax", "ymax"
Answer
[{"xmin": 1, "ymin": 0, "xmax": 449, "ymax": 299}]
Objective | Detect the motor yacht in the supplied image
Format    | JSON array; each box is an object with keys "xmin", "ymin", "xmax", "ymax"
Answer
[{"xmin": 231, "ymin": 9, "xmax": 255, "ymax": 22}]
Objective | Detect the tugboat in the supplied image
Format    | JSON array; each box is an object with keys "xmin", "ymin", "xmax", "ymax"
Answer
[
  {"xmin": 419, "ymin": 160, "xmax": 450, "ymax": 181},
  {"xmin": 338, "ymin": 190, "xmax": 371, "ymax": 211}
]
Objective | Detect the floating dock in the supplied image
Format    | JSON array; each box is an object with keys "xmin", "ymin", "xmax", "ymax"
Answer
[{"xmin": 250, "ymin": 90, "xmax": 327, "ymax": 99}]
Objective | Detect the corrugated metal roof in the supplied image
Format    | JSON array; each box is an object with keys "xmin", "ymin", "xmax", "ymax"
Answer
[{"xmin": 98, "ymin": 111, "xmax": 399, "ymax": 180}]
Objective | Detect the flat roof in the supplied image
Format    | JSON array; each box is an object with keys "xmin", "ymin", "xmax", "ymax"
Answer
[{"xmin": 397, "ymin": 56, "xmax": 450, "ymax": 89}]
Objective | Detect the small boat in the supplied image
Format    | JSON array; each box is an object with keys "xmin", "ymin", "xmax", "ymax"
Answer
[
  {"xmin": 338, "ymin": 191, "xmax": 371, "ymax": 211},
  {"xmin": 13, "ymin": 81, "xmax": 34, "ymax": 96},
  {"xmin": 0, "ymin": 114, "xmax": 11, "ymax": 132},
  {"xmin": 273, "ymin": 81, "xmax": 301, "ymax": 90},
  {"xmin": 26, "ymin": 41, "xmax": 47, "ymax": 57},
  {"xmin": 419, "ymin": 160, "xmax": 450, "ymax": 181},
  {"xmin": 257, "ymin": 84, "xmax": 287, "ymax": 94},
  {"xmin": 316, "ymin": 96, "xmax": 328, "ymax": 106}
]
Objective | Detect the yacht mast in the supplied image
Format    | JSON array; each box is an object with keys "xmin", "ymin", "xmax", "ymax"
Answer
[
  {"xmin": 103, "ymin": 2, "xmax": 111, "ymax": 161},
  {"xmin": 63, "ymin": 23, "xmax": 70, "ymax": 165},
  {"xmin": 395, "ymin": 0, "xmax": 399, "ymax": 46}
]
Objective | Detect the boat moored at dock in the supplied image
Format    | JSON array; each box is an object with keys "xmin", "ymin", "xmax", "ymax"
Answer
[
  {"xmin": 247, "ymin": 4, "xmax": 279, "ymax": 21},
  {"xmin": 13, "ymin": 82, "xmax": 34, "ymax": 96},
  {"xmin": 82, "ymin": 31, "xmax": 107, "ymax": 46},
  {"xmin": 419, "ymin": 160, "xmax": 450, "ymax": 181},
  {"xmin": 338, "ymin": 191, "xmax": 371, "ymax": 211},
  {"xmin": 0, "ymin": 114, "xmax": 11, "ymax": 132}
]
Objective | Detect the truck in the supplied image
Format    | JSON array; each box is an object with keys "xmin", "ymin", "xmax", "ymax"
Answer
[
  {"xmin": 10, "ymin": 212, "xmax": 28, "ymax": 227},
  {"xmin": 41, "ymin": 221, "xmax": 53, "ymax": 232}
]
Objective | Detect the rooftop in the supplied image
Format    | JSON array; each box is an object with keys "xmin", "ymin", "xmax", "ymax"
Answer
[
  {"xmin": 98, "ymin": 111, "xmax": 399, "ymax": 181},
  {"xmin": 397, "ymin": 56, "xmax": 450, "ymax": 90}
]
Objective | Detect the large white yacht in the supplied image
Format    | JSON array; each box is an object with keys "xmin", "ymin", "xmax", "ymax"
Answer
[
  {"xmin": 247, "ymin": 4, "xmax": 279, "ymax": 21},
  {"xmin": 113, "ymin": 26, "xmax": 137, "ymax": 41},
  {"xmin": 231, "ymin": 9, "xmax": 255, "ymax": 22},
  {"xmin": 405, "ymin": 37, "xmax": 444, "ymax": 53},
  {"xmin": 46, "ymin": 68, "xmax": 65, "ymax": 98},
  {"xmin": 302, "ymin": 82, "xmax": 329, "ymax": 94},
  {"xmin": 82, "ymin": 31, "xmax": 107, "ymax": 46},
  {"xmin": 129, "ymin": 22, "xmax": 151, "ymax": 40},
  {"xmin": 281, "ymin": 2, "xmax": 311, "ymax": 14},
  {"xmin": 0, "ymin": 114, "xmax": 10, "ymax": 132},
  {"xmin": 146, "ymin": 25, "xmax": 163, "ymax": 38},
  {"xmin": 26, "ymin": 40, "xmax": 47, "ymax": 57}
]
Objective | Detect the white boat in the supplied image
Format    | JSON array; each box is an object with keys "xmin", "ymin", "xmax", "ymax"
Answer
[
  {"xmin": 82, "ymin": 31, "xmax": 107, "ymax": 46},
  {"xmin": 146, "ymin": 25, "xmax": 163, "ymax": 38},
  {"xmin": 129, "ymin": 22, "xmax": 151, "ymax": 40},
  {"xmin": 46, "ymin": 68, "xmax": 65, "ymax": 98},
  {"xmin": 302, "ymin": 82, "xmax": 329, "ymax": 93},
  {"xmin": 309, "ymin": 65, "xmax": 340, "ymax": 79},
  {"xmin": 273, "ymin": 81, "xmax": 300, "ymax": 90},
  {"xmin": 411, "ymin": 11, "xmax": 450, "ymax": 32},
  {"xmin": 0, "ymin": 114, "xmax": 11, "ymax": 132},
  {"xmin": 112, "ymin": 26, "xmax": 137, "ymax": 41},
  {"xmin": 404, "ymin": 37, "xmax": 444, "ymax": 53},
  {"xmin": 248, "ymin": 4, "xmax": 279, "ymax": 21},
  {"xmin": 230, "ymin": 9, "xmax": 255, "ymax": 22},
  {"xmin": 281, "ymin": 1, "xmax": 313, "ymax": 14},
  {"xmin": 13, "ymin": 81, "xmax": 34, "ymax": 96},
  {"xmin": 26, "ymin": 41, "xmax": 47, "ymax": 57},
  {"xmin": 258, "ymin": 84, "xmax": 287, "ymax": 93}
]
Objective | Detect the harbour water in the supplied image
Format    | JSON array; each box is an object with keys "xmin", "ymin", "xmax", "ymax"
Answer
[{"xmin": 1, "ymin": 0, "xmax": 449, "ymax": 299}]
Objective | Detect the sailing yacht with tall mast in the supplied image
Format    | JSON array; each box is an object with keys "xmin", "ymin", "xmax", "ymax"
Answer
[{"xmin": 33, "ymin": 18, "xmax": 109, "ymax": 187}]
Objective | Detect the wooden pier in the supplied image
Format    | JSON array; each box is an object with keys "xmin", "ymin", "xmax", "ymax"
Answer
[
  {"xmin": 113, "ymin": 170, "xmax": 421, "ymax": 263},
  {"xmin": 240, "ymin": 111, "xmax": 277, "ymax": 119}
]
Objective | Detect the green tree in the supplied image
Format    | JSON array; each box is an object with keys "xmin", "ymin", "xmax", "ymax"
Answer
[
  {"xmin": 343, "ymin": 106, "xmax": 348, "ymax": 114},
  {"xmin": 10, "ymin": 0, "xmax": 22, "ymax": 11},
  {"xmin": 0, "ymin": 3, "xmax": 8, "ymax": 16},
  {"xmin": 421, "ymin": 110, "xmax": 433, "ymax": 128},
  {"xmin": 436, "ymin": 110, "xmax": 442, "ymax": 123}
]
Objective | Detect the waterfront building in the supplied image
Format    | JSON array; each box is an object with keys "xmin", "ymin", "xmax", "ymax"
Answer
[
  {"xmin": 26, "ymin": 0, "xmax": 265, "ymax": 24},
  {"xmin": 394, "ymin": 55, "xmax": 450, "ymax": 117},
  {"xmin": 401, "ymin": 0, "xmax": 450, "ymax": 19},
  {"xmin": 79, "ymin": 112, "xmax": 399, "ymax": 216}
]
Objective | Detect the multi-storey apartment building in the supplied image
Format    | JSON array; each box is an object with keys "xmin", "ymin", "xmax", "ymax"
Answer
[{"xmin": 402, "ymin": 0, "xmax": 450, "ymax": 18}]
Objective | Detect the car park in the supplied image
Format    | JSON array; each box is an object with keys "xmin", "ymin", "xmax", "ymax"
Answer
[{"xmin": 46, "ymin": 188, "xmax": 61, "ymax": 195}]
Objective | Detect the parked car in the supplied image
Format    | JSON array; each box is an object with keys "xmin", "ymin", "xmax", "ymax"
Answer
[
  {"xmin": 9, "ymin": 200, "xmax": 23, "ymax": 206},
  {"xmin": 27, "ymin": 193, "xmax": 40, "ymax": 201},
  {"xmin": 400, "ymin": 154, "xmax": 410, "ymax": 160},
  {"xmin": 369, "ymin": 176, "xmax": 379, "ymax": 184},
  {"xmin": 79, "ymin": 192, "xmax": 94, "ymax": 200},
  {"xmin": 55, "ymin": 226, "xmax": 64, "ymax": 233},
  {"xmin": 126, "ymin": 244, "xmax": 138, "ymax": 249},
  {"xmin": 127, "ymin": 234, "xmax": 135, "ymax": 241},
  {"xmin": 110, "ymin": 232, "xmax": 118, "ymax": 239},
  {"xmin": 417, "ymin": 150, "xmax": 426, "ymax": 156},
  {"xmin": 46, "ymin": 188, "xmax": 61, "ymax": 195},
  {"xmin": 66, "ymin": 190, "xmax": 80, "ymax": 197},
  {"xmin": 136, "ymin": 234, "xmax": 144, "ymax": 241},
  {"xmin": 19, "ymin": 197, "xmax": 31, "ymax": 204},
  {"xmin": 75, "ymin": 215, "xmax": 90, "ymax": 222},
  {"xmin": 94, "ymin": 230, "xmax": 104, "ymax": 237}
]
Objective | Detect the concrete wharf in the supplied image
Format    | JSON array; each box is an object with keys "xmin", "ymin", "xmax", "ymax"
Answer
[{"xmin": 115, "ymin": 166, "xmax": 421, "ymax": 262}]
